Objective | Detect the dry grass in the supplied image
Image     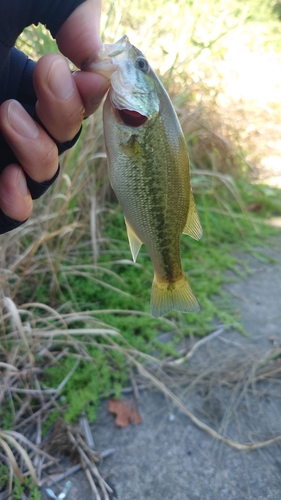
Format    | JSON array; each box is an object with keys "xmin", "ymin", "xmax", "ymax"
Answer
[
  {"xmin": 0, "ymin": 296, "xmax": 280, "ymax": 497},
  {"xmin": 0, "ymin": 296, "xmax": 120, "ymax": 496}
]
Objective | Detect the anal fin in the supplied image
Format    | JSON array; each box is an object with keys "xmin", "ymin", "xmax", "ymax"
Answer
[{"xmin": 124, "ymin": 217, "xmax": 143, "ymax": 262}]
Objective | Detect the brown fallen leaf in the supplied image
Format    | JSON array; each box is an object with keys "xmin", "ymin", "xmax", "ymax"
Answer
[
  {"xmin": 246, "ymin": 202, "xmax": 263, "ymax": 212},
  {"xmin": 108, "ymin": 398, "xmax": 142, "ymax": 427}
]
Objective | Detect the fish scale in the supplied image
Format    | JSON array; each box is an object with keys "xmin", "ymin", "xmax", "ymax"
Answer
[{"xmin": 86, "ymin": 35, "xmax": 203, "ymax": 317}]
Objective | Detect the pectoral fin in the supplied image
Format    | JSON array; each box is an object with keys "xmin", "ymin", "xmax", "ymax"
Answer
[
  {"xmin": 124, "ymin": 218, "xmax": 143, "ymax": 262},
  {"xmin": 183, "ymin": 191, "xmax": 203, "ymax": 241}
]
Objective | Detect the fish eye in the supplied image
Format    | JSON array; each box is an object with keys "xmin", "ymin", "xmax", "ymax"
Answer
[{"xmin": 136, "ymin": 57, "xmax": 149, "ymax": 73}]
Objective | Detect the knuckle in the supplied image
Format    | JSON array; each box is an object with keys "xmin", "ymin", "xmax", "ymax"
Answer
[
  {"xmin": 63, "ymin": 103, "xmax": 85, "ymax": 134},
  {"xmin": 0, "ymin": 187, "xmax": 33, "ymax": 222},
  {"xmin": 18, "ymin": 202, "xmax": 33, "ymax": 221},
  {"xmin": 42, "ymin": 138, "xmax": 58, "ymax": 169},
  {"xmin": 36, "ymin": 93, "xmax": 85, "ymax": 144}
]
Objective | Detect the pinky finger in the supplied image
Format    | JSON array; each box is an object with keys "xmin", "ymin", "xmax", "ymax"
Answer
[{"xmin": 0, "ymin": 164, "xmax": 33, "ymax": 222}]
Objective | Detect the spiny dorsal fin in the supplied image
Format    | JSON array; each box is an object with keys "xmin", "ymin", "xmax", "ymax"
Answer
[
  {"xmin": 182, "ymin": 191, "xmax": 203, "ymax": 241},
  {"xmin": 124, "ymin": 217, "xmax": 143, "ymax": 262}
]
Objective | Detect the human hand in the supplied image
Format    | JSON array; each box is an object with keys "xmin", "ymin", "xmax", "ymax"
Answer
[{"xmin": 0, "ymin": 0, "xmax": 109, "ymax": 232}]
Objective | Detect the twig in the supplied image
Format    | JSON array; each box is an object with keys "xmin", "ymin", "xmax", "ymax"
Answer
[
  {"xmin": 99, "ymin": 449, "xmax": 115, "ymax": 459},
  {"xmin": 0, "ymin": 362, "xmax": 19, "ymax": 371},
  {"xmin": 8, "ymin": 387, "xmax": 57, "ymax": 394},
  {"xmin": 84, "ymin": 452, "xmax": 111, "ymax": 500},
  {"xmin": 4, "ymin": 431, "xmax": 61, "ymax": 465},
  {"xmin": 79, "ymin": 413, "xmax": 95, "ymax": 449},
  {"xmin": 255, "ymin": 366, "xmax": 281, "ymax": 381},
  {"xmin": 83, "ymin": 462, "xmax": 101, "ymax": 500},
  {"xmin": 56, "ymin": 359, "xmax": 80, "ymax": 394},
  {"xmin": 88, "ymin": 459, "xmax": 113, "ymax": 495},
  {"xmin": 34, "ymin": 410, "xmax": 43, "ymax": 482},
  {"xmin": 14, "ymin": 360, "xmax": 80, "ymax": 432},
  {"xmin": 224, "ymin": 288, "xmax": 256, "ymax": 304},
  {"xmin": 135, "ymin": 359, "xmax": 281, "ymax": 451},
  {"xmin": 40, "ymin": 464, "xmax": 82, "ymax": 487},
  {"xmin": 89, "ymin": 184, "xmax": 99, "ymax": 266},
  {"xmin": 14, "ymin": 397, "xmax": 56, "ymax": 430},
  {"xmin": 130, "ymin": 369, "xmax": 139, "ymax": 400},
  {"xmin": 75, "ymin": 435, "xmax": 99, "ymax": 462},
  {"xmin": 1, "ymin": 297, "xmax": 35, "ymax": 366},
  {"xmin": 121, "ymin": 383, "xmax": 149, "ymax": 394},
  {"xmin": 67, "ymin": 428, "xmax": 113, "ymax": 495},
  {"xmin": 0, "ymin": 450, "xmax": 10, "ymax": 465},
  {"xmin": 217, "ymin": 336, "xmax": 246, "ymax": 349},
  {"xmin": 171, "ymin": 325, "xmax": 225, "ymax": 365},
  {"xmin": 0, "ymin": 368, "xmax": 19, "ymax": 405}
]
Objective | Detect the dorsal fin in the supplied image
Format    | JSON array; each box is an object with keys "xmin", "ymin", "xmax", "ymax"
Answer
[
  {"xmin": 183, "ymin": 191, "xmax": 203, "ymax": 241},
  {"xmin": 124, "ymin": 217, "xmax": 143, "ymax": 262}
]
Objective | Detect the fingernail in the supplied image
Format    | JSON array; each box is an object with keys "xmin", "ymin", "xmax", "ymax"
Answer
[
  {"xmin": 48, "ymin": 58, "xmax": 75, "ymax": 100},
  {"xmin": 16, "ymin": 170, "xmax": 29, "ymax": 197},
  {"xmin": 7, "ymin": 101, "xmax": 39, "ymax": 139}
]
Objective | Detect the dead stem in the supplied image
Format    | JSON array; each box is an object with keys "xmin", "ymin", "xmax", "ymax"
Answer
[
  {"xmin": 66, "ymin": 426, "xmax": 113, "ymax": 499},
  {"xmin": 101, "ymin": 333, "xmax": 281, "ymax": 452},
  {"xmin": 135, "ymin": 360, "xmax": 281, "ymax": 451}
]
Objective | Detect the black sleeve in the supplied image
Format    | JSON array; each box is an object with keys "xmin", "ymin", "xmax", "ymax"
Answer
[
  {"xmin": 0, "ymin": 48, "xmax": 82, "ymax": 173},
  {"xmin": 0, "ymin": 0, "xmax": 86, "ymax": 49},
  {"xmin": 0, "ymin": 0, "xmax": 86, "ymax": 174},
  {"xmin": 0, "ymin": 0, "xmax": 85, "ymax": 145},
  {"xmin": 0, "ymin": 0, "xmax": 86, "ymax": 93},
  {"xmin": 0, "ymin": 0, "xmax": 86, "ymax": 234}
]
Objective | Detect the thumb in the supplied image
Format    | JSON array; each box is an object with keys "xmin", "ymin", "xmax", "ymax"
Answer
[{"xmin": 55, "ymin": 0, "xmax": 102, "ymax": 69}]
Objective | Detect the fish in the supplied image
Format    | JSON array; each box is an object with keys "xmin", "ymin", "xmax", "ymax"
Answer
[{"xmin": 85, "ymin": 35, "xmax": 203, "ymax": 317}]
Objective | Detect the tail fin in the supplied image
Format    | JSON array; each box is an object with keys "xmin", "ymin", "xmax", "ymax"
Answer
[{"xmin": 150, "ymin": 274, "xmax": 200, "ymax": 318}]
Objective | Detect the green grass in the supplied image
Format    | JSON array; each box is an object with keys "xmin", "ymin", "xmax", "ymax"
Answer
[
  {"xmin": 0, "ymin": 465, "xmax": 41, "ymax": 499},
  {"xmin": 43, "ymin": 346, "xmax": 128, "ymax": 422},
  {"xmin": 19, "ymin": 182, "xmax": 279, "ymax": 423}
]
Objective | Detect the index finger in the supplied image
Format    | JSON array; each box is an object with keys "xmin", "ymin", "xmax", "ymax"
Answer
[{"xmin": 55, "ymin": 0, "xmax": 102, "ymax": 68}]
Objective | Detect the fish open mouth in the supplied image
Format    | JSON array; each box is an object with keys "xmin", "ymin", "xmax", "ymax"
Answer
[{"xmin": 118, "ymin": 109, "xmax": 147, "ymax": 127}]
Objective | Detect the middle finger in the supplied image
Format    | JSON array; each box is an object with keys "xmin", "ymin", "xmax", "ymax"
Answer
[{"xmin": 33, "ymin": 53, "xmax": 85, "ymax": 144}]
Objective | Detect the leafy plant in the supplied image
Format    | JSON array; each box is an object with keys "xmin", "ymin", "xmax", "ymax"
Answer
[
  {"xmin": 1, "ymin": 465, "xmax": 36, "ymax": 499},
  {"xmin": 14, "ymin": 475, "xmax": 41, "ymax": 500}
]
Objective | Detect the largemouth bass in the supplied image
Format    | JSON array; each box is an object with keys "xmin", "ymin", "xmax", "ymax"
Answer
[{"xmin": 85, "ymin": 35, "xmax": 203, "ymax": 317}]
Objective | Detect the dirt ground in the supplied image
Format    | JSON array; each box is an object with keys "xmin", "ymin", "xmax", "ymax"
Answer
[{"xmin": 41, "ymin": 232, "xmax": 281, "ymax": 500}]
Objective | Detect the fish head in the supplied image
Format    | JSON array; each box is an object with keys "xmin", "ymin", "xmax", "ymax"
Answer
[{"xmin": 84, "ymin": 35, "xmax": 160, "ymax": 127}]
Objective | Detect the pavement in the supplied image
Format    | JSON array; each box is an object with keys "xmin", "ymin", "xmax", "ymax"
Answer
[{"xmin": 41, "ymin": 232, "xmax": 281, "ymax": 500}]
